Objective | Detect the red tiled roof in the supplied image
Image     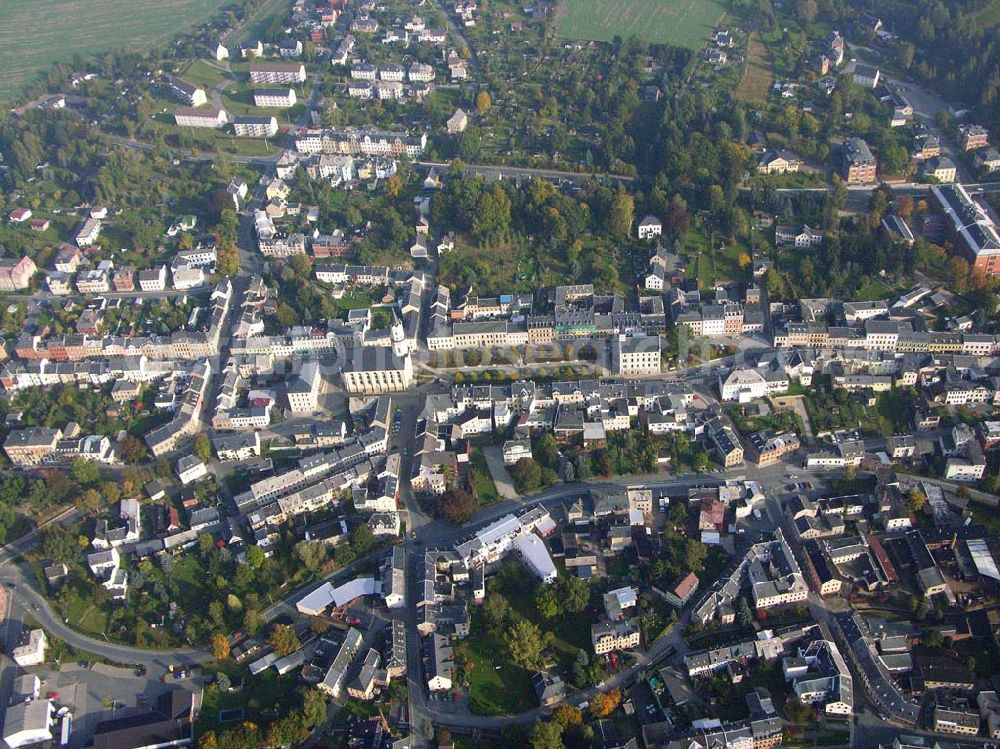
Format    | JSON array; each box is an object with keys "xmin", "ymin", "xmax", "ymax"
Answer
[
  {"xmin": 674, "ymin": 571, "xmax": 699, "ymax": 599},
  {"xmin": 868, "ymin": 536, "xmax": 898, "ymax": 584}
]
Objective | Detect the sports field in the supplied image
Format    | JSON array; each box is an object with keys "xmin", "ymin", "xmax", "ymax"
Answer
[
  {"xmin": 556, "ymin": 0, "xmax": 727, "ymax": 49},
  {"xmin": 0, "ymin": 0, "xmax": 232, "ymax": 100}
]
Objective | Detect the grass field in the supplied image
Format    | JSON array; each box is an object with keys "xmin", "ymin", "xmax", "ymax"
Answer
[
  {"xmin": 0, "ymin": 0, "xmax": 233, "ymax": 100},
  {"xmin": 556, "ymin": 0, "xmax": 727, "ymax": 49},
  {"xmin": 737, "ymin": 34, "xmax": 773, "ymax": 103},
  {"xmin": 179, "ymin": 59, "xmax": 229, "ymax": 90}
]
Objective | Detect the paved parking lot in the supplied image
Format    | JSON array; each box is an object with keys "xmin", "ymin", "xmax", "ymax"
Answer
[{"xmin": 31, "ymin": 663, "xmax": 201, "ymax": 748}]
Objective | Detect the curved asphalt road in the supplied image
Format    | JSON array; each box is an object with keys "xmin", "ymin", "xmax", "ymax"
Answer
[{"xmin": 0, "ymin": 558, "xmax": 208, "ymax": 671}]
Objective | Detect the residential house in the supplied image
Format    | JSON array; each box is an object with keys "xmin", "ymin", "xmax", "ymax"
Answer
[
  {"xmin": 637, "ymin": 215, "xmax": 662, "ymax": 240},
  {"xmin": 0, "ymin": 256, "xmax": 36, "ymax": 291},
  {"xmin": 11, "ymin": 629, "xmax": 47, "ymax": 667},
  {"xmin": 974, "ymin": 147, "xmax": 1000, "ymax": 173},
  {"xmin": 758, "ymin": 150, "xmax": 801, "ymax": 174},
  {"xmin": 446, "ymin": 108, "xmax": 468, "ymax": 134},
  {"xmin": 592, "ymin": 619, "xmax": 641, "ymax": 655},
  {"xmin": 852, "ymin": 64, "xmax": 880, "ymax": 88},
  {"xmin": 841, "ymin": 138, "xmax": 877, "ymax": 184},
  {"xmin": 923, "ymin": 156, "xmax": 956, "ymax": 183},
  {"xmin": 53, "ymin": 245, "xmax": 82, "ymax": 273},
  {"xmin": 138, "ymin": 265, "xmax": 167, "ymax": 292},
  {"xmin": 958, "ymin": 124, "xmax": 990, "ymax": 151},
  {"xmin": 74, "ymin": 217, "xmax": 102, "ymax": 247},
  {"xmin": 775, "ymin": 224, "xmax": 823, "ymax": 248},
  {"xmin": 254, "ymin": 88, "xmax": 296, "ymax": 108}
]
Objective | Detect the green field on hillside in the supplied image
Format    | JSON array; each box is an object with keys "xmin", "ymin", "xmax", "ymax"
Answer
[
  {"xmin": 556, "ymin": 0, "xmax": 727, "ymax": 49},
  {"xmin": 0, "ymin": 0, "xmax": 232, "ymax": 100}
]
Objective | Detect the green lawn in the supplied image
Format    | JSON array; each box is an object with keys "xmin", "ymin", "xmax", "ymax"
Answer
[
  {"xmin": 855, "ymin": 277, "xmax": 896, "ymax": 302},
  {"xmin": 455, "ymin": 613, "xmax": 536, "ymax": 716},
  {"xmin": 62, "ymin": 591, "xmax": 109, "ymax": 636},
  {"xmin": 219, "ymin": 83, "xmax": 305, "ymax": 120},
  {"xmin": 682, "ymin": 230, "xmax": 747, "ymax": 286},
  {"xmin": 170, "ymin": 554, "xmax": 213, "ymax": 611},
  {"xmin": 0, "ymin": 0, "xmax": 234, "ymax": 100},
  {"xmin": 148, "ymin": 113, "xmax": 279, "ymax": 157},
  {"xmin": 331, "ymin": 290, "xmax": 380, "ymax": 315},
  {"xmin": 196, "ymin": 670, "xmax": 302, "ymax": 735},
  {"xmin": 180, "ymin": 59, "xmax": 229, "ymax": 90},
  {"xmin": 470, "ymin": 450, "xmax": 500, "ymax": 504},
  {"xmin": 556, "ymin": 0, "xmax": 727, "ymax": 50},
  {"xmin": 875, "ymin": 389, "xmax": 914, "ymax": 437}
]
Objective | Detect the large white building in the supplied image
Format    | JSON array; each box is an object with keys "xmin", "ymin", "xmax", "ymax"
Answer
[
  {"xmin": 637, "ymin": 215, "xmax": 662, "ymax": 239},
  {"xmin": 174, "ymin": 107, "xmax": 228, "ymax": 128},
  {"xmin": 168, "ymin": 78, "xmax": 207, "ymax": 106},
  {"xmin": 318, "ymin": 628, "xmax": 363, "ymax": 698},
  {"xmin": 748, "ymin": 533, "xmax": 809, "ymax": 609},
  {"xmin": 408, "ymin": 62, "xmax": 436, "ymax": 82},
  {"xmin": 340, "ymin": 347, "xmax": 413, "ymax": 395},
  {"xmin": 138, "ymin": 265, "xmax": 167, "ymax": 292},
  {"xmin": 234, "ymin": 116, "xmax": 279, "ymax": 137},
  {"xmin": 455, "ymin": 514, "xmax": 521, "ymax": 568},
  {"xmin": 502, "ymin": 439, "xmax": 532, "ymax": 465},
  {"xmin": 176, "ymin": 455, "xmax": 208, "ymax": 485},
  {"xmin": 591, "ymin": 619, "xmax": 641, "ymax": 655},
  {"xmin": 287, "ymin": 360, "xmax": 322, "ymax": 413},
  {"xmin": 786, "ymin": 639, "xmax": 853, "ymax": 716},
  {"xmin": 294, "ymin": 129, "xmax": 427, "ymax": 158},
  {"xmin": 171, "ymin": 265, "xmax": 205, "ymax": 290},
  {"xmin": 3, "ymin": 700, "xmax": 53, "ymax": 749},
  {"xmin": 11, "ymin": 629, "xmax": 47, "ymax": 667},
  {"xmin": 612, "ymin": 335, "xmax": 661, "ymax": 376},
  {"xmin": 253, "ymin": 87, "xmax": 297, "ymax": 108},
  {"xmin": 249, "ymin": 61, "xmax": 306, "ymax": 84},
  {"xmin": 74, "ymin": 217, "xmax": 102, "ymax": 248},
  {"xmin": 719, "ymin": 367, "xmax": 788, "ymax": 402},
  {"xmin": 512, "ymin": 531, "xmax": 557, "ymax": 583},
  {"xmin": 212, "ymin": 432, "xmax": 261, "ymax": 461},
  {"xmin": 691, "ymin": 528, "xmax": 806, "ymax": 626}
]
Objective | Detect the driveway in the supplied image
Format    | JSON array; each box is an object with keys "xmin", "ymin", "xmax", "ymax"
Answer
[{"xmin": 482, "ymin": 446, "xmax": 519, "ymax": 500}]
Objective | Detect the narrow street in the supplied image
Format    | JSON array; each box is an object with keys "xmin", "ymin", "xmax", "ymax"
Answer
[{"xmin": 429, "ymin": 0, "xmax": 479, "ymax": 77}]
